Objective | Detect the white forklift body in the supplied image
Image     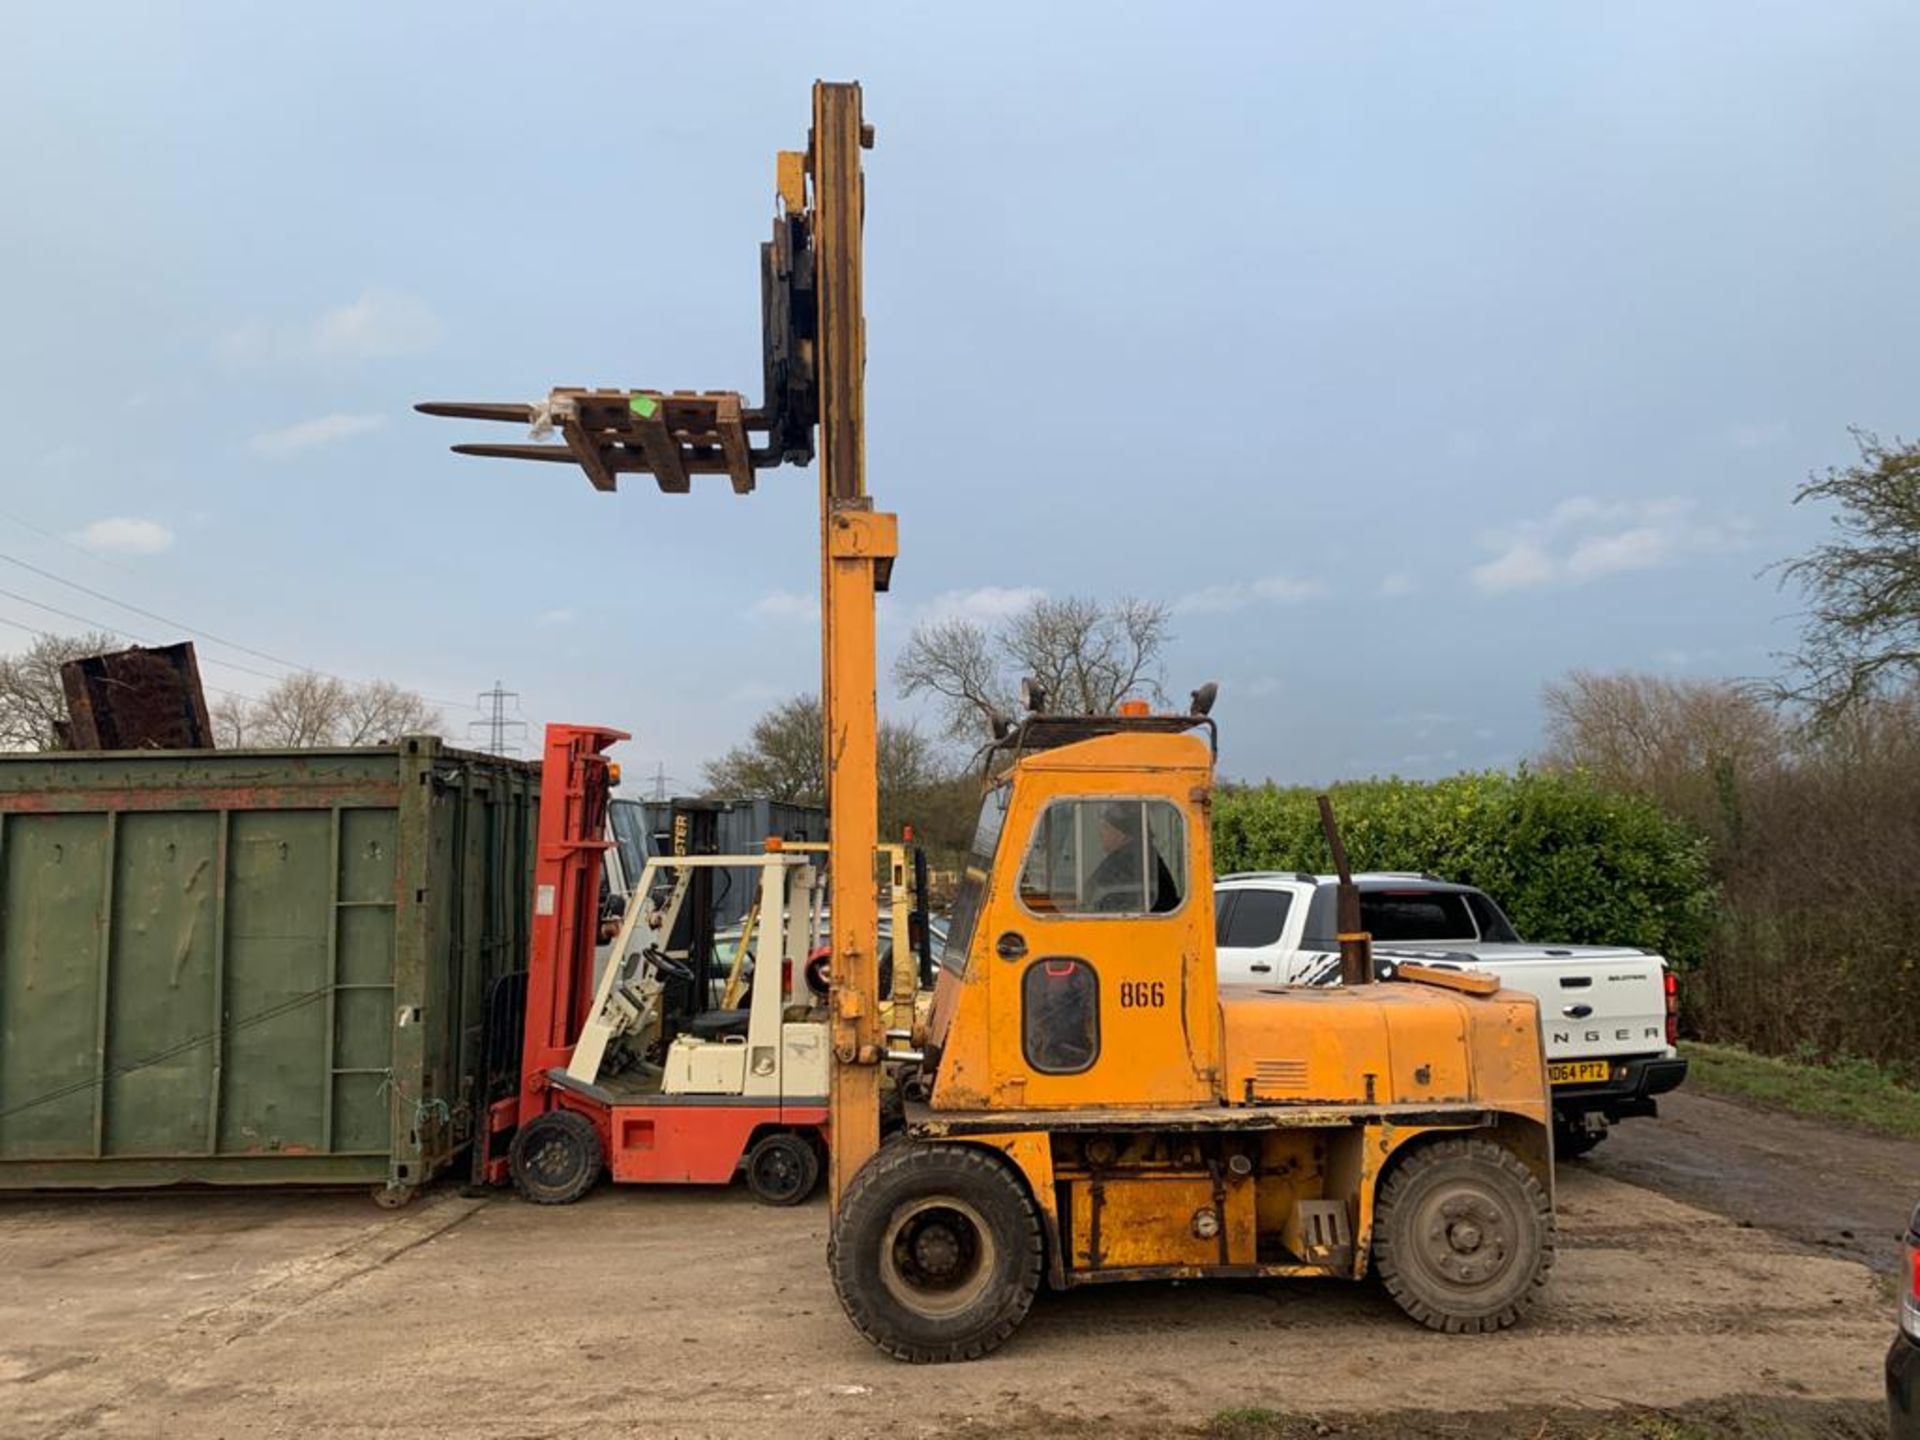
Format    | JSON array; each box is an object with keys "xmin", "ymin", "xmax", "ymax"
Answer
[{"xmin": 569, "ymin": 850, "xmax": 829, "ymax": 1100}]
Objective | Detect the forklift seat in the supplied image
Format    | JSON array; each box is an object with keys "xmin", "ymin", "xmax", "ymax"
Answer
[{"xmin": 686, "ymin": 1009, "xmax": 751, "ymax": 1040}]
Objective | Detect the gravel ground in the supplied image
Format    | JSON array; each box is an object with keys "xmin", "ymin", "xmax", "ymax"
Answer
[{"xmin": 0, "ymin": 1112, "xmax": 1906, "ymax": 1440}]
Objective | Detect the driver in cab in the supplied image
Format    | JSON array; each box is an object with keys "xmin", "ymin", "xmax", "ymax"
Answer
[{"xmin": 1089, "ymin": 802, "xmax": 1179, "ymax": 914}]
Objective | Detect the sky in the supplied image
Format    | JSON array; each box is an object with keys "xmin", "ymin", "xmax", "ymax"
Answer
[{"xmin": 3, "ymin": 3, "xmax": 1916, "ymax": 786}]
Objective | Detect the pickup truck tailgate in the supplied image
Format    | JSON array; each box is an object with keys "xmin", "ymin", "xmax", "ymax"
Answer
[{"xmin": 1375, "ymin": 944, "xmax": 1669, "ymax": 1066}]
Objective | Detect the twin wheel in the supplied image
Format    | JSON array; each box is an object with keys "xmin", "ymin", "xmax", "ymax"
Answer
[
  {"xmin": 828, "ymin": 1136, "xmax": 1555, "ymax": 1362},
  {"xmin": 506, "ymin": 1110, "xmax": 823, "ymax": 1207}
]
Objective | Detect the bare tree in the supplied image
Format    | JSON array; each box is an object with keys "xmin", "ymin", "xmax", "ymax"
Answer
[
  {"xmin": 1772, "ymin": 429, "xmax": 1920, "ymax": 727},
  {"xmin": 209, "ymin": 693, "xmax": 253, "ymax": 747},
  {"xmin": 339, "ymin": 680, "xmax": 442, "ymax": 744},
  {"xmin": 0, "ymin": 633, "xmax": 441, "ymax": 751},
  {"xmin": 896, "ymin": 595, "xmax": 1172, "ymax": 739},
  {"xmin": 893, "ymin": 617, "xmax": 1006, "ymax": 739},
  {"xmin": 0, "ymin": 630, "xmax": 121, "ymax": 751},
  {"xmin": 247, "ymin": 673, "xmax": 350, "ymax": 747},
  {"xmin": 1540, "ymin": 670, "xmax": 1786, "ymax": 838},
  {"xmin": 239, "ymin": 673, "xmax": 440, "ymax": 747}
]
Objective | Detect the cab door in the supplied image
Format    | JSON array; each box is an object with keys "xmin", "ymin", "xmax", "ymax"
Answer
[{"xmin": 980, "ymin": 782, "xmax": 1219, "ymax": 1109}]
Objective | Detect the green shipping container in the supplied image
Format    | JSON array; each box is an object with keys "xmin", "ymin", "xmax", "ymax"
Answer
[{"xmin": 0, "ymin": 737, "xmax": 538, "ymax": 1200}]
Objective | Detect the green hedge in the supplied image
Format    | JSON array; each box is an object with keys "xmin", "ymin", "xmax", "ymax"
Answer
[{"xmin": 1212, "ymin": 771, "xmax": 1717, "ymax": 970}]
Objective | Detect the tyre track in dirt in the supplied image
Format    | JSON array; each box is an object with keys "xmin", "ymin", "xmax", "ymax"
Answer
[{"xmin": 1588, "ymin": 1087, "xmax": 1919, "ymax": 1276}]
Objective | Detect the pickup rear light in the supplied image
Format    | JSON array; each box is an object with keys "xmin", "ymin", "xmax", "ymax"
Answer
[
  {"xmin": 1663, "ymin": 971, "xmax": 1679, "ymax": 1047},
  {"xmin": 1904, "ymin": 1234, "xmax": 1920, "ymax": 1340}
]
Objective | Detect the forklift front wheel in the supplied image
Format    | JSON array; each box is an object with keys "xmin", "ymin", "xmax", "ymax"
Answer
[
  {"xmin": 829, "ymin": 1143, "xmax": 1043, "ymax": 1363},
  {"xmin": 1372, "ymin": 1136, "xmax": 1554, "ymax": 1333},
  {"xmin": 509, "ymin": 1109, "xmax": 603, "ymax": 1205},
  {"xmin": 743, "ymin": 1131, "xmax": 821, "ymax": 1206}
]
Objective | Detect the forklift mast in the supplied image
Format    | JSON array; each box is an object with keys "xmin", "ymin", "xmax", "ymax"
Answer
[{"xmin": 479, "ymin": 722, "xmax": 625, "ymax": 1183}]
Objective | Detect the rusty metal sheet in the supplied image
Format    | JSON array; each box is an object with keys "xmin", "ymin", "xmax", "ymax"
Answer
[{"xmin": 60, "ymin": 642, "xmax": 213, "ymax": 751}]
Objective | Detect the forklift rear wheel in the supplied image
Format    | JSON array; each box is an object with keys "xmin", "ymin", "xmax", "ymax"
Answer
[
  {"xmin": 744, "ymin": 1131, "xmax": 821, "ymax": 1206},
  {"xmin": 509, "ymin": 1109, "xmax": 603, "ymax": 1205},
  {"xmin": 829, "ymin": 1142, "xmax": 1043, "ymax": 1362},
  {"xmin": 1372, "ymin": 1137, "xmax": 1554, "ymax": 1333}
]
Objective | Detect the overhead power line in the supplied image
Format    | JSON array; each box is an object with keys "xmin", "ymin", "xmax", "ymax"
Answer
[
  {"xmin": 0, "ymin": 547, "xmax": 320, "ymax": 672},
  {"xmin": 0, "ymin": 505, "xmax": 147, "ymax": 578},
  {"xmin": 0, "ymin": 542, "xmax": 480, "ymax": 713},
  {"xmin": 0, "ymin": 583, "xmax": 292, "ymax": 685}
]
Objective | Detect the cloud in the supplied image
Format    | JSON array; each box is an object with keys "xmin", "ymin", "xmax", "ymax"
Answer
[
  {"xmin": 747, "ymin": 589, "xmax": 819, "ymax": 622},
  {"xmin": 1174, "ymin": 574, "xmax": 1324, "ymax": 615},
  {"xmin": 70, "ymin": 516, "xmax": 174, "ymax": 555},
  {"xmin": 1565, "ymin": 527, "xmax": 1673, "ymax": 580},
  {"xmin": 219, "ymin": 289, "xmax": 441, "ymax": 363},
  {"xmin": 1471, "ymin": 540, "xmax": 1555, "ymax": 593},
  {"xmin": 1378, "ymin": 572, "xmax": 1417, "ymax": 599},
  {"xmin": 1469, "ymin": 496, "xmax": 1749, "ymax": 595},
  {"xmin": 535, "ymin": 608, "xmax": 576, "ymax": 627},
  {"xmin": 918, "ymin": 585, "xmax": 1046, "ymax": 626},
  {"xmin": 313, "ymin": 289, "xmax": 442, "ymax": 359},
  {"xmin": 249, "ymin": 413, "xmax": 384, "ymax": 459}
]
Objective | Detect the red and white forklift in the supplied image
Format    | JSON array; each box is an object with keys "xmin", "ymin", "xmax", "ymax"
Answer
[
  {"xmin": 474, "ymin": 724, "xmax": 928, "ymax": 1206},
  {"xmin": 476, "ymin": 724, "xmax": 832, "ymax": 1205}
]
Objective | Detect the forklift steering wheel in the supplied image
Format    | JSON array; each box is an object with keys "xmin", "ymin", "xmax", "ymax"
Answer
[{"xmin": 645, "ymin": 948, "xmax": 696, "ymax": 984}]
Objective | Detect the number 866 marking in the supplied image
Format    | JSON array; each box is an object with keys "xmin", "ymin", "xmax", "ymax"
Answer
[{"xmin": 1118, "ymin": 980, "xmax": 1166, "ymax": 1008}]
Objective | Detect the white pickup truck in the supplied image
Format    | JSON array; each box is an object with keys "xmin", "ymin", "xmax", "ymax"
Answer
[{"xmin": 1215, "ymin": 871, "xmax": 1686, "ymax": 1155}]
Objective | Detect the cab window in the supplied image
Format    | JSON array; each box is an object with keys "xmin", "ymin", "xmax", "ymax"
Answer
[
  {"xmin": 940, "ymin": 784, "xmax": 1009, "ymax": 975},
  {"xmin": 1017, "ymin": 798, "xmax": 1186, "ymax": 917},
  {"xmin": 1021, "ymin": 958, "xmax": 1099, "ymax": 1073}
]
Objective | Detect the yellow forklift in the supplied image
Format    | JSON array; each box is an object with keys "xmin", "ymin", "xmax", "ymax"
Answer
[{"xmin": 424, "ymin": 80, "xmax": 1556, "ymax": 1362}]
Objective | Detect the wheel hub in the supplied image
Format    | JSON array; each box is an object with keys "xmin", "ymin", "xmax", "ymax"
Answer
[
  {"xmin": 1419, "ymin": 1190, "xmax": 1512, "ymax": 1287},
  {"xmin": 757, "ymin": 1149, "xmax": 800, "ymax": 1195},
  {"xmin": 534, "ymin": 1137, "xmax": 575, "ymax": 1180},
  {"xmin": 878, "ymin": 1195, "xmax": 998, "ymax": 1321},
  {"xmin": 912, "ymin": 1224, "xmax": 962, "ymax": 1277}
]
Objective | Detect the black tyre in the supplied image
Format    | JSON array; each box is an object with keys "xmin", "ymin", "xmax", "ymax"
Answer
[
  {"xmin": 829, "ymin": 1142, "xmax": 1043, "ymax": 1363},
  {"xmin": 1373, "ymin": 1137, "xmax": 1554, "ymax": 1334},
  {"xmin": 744, "ymin": 1130, "xmax": 821, "ymax": 1206},
  {"xmin": 1553, "ymin": 1113, "xmax": 1607, "ymax": 1160},
  {"xmin": 508, "ymin": 1109, "xmax": 603, "ymax": 1205}
]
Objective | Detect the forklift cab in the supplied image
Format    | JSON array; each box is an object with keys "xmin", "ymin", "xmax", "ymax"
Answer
[{"xmin": 569, "ymin": 850, "xmax": 828, "ymax": 1101}]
